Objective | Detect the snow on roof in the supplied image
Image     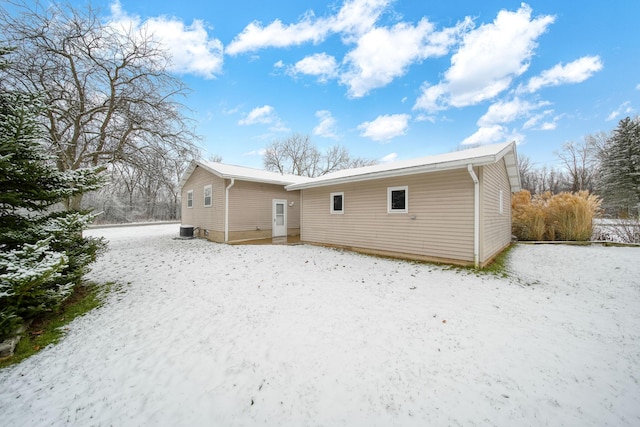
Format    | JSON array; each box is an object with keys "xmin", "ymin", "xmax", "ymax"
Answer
[
  {"xmin": 179, "ymin": 142, "xmax": 520, "ymax": 192},
  {"xmin": 286, "ymin": 141, "xmax": 521, "ymax": 192},
  {"xmin": 179, "ymin": 160, "xmax": 313, "ymax": 189}
]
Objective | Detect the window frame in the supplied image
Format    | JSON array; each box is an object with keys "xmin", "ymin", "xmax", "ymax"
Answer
[
  {"xmin": 387, "ymin": 186, "xmax": 408, "ymax": 213},
  {"xmin": 186, "ymin": 190, "xmax": 193, "ymax": 208},
  {"xmin": 203, "ymin": 184, "xmax": 212, "ymax": 207},
  {"xmin": 330, "ymin": 192, "xmax": 344, "ymax": 214},
  {"xmin": 499, "ymin": 190, "xmax": 504, "ymax": 215}
]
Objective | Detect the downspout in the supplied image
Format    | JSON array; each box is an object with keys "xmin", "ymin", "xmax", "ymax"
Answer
[
  {"xmin": 224, "ymin": 178, "xmax": 235, "ymax": 242},
  {"xmin": 467, "ymin": 164, "xmax": 479, "ymax": 268}
]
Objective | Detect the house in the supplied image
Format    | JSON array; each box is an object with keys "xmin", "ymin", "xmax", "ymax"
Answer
[
  {"xmin": 179, "ymin": 161, "xmax": 311, "ymax": 242},
  {"xmin": 285, "ymin": 141, "xmax": 520, "ymax": 267}
]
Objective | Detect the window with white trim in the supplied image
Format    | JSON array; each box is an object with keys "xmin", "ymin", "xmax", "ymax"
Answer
[
  {"xmin": 204, "ymin": 185, "xmax": 212, "ymax": 207},
  {"xmin": 499, "ymin": 190, "xmax": 504, "ymax": 215},
  {"xmin": 330, "ymin": 192, "xmax": 344, "ymax": 214},
  {"xmin": 387, "ymin": 186, "xmax": 408, "ymax": 213},
  {"xmin": 187, "ymin": 190, "xmax": 193, "ymax": 208}
]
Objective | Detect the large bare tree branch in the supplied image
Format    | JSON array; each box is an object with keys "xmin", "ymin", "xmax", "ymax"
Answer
[{"xmin": 1, "ymin": 1, "xmax": 200, "ymax": 209}]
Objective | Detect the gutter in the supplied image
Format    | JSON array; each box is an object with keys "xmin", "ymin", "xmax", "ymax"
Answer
[
  {"xmin": 467, "ymin": 164, "xmax": 480, "ymax": 268},
  {"xmin": 224, "ymin": 178, "xmax": 235, "ymax": 242}
]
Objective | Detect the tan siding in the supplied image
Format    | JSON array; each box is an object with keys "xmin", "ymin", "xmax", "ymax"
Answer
[
  {"xmin": 479, "ymin": 159, "xmax": 512, "ymax": 263},
  {"xmin": 301, "ymin": 169, "xmax": 475, "ymax": 262},
  {"xmin": 180, "ymin": 166, "xmax": 225, "ymax": 240},
  {"xmin": 228, "ymin": 180, "xmax": 301, "ymax": 236}
]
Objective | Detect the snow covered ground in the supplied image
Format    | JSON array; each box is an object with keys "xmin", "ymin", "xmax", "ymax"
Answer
[{"xmin": 1, "ymin": 224, "xmax": 639, "ymax": 426}]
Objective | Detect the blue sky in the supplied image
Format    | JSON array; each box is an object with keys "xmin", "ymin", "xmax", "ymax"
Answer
[{"xmin": 72, "ymin": 1, "xmax": 640, "ymax": 168}]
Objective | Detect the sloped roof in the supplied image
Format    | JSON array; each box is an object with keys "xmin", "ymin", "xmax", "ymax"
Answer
[
  {"xmin": 286, "ymin": 141, "xmax": 521, "ymax": 192},
  {"xmin": 179, "ymin": 160, "xmax": 313, "ymax": 189}
]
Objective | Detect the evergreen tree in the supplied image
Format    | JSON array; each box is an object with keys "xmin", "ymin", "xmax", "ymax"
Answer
[
  {"xmin": 599, "ymin": 117, "xmax": 640, "ymax": 217},
  {"xmin": 1, "ymin": 52, "xmax": 106, "ymax": 339}
]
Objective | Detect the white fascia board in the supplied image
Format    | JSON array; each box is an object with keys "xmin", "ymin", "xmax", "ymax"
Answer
[
  {"xmin": 178, "ymin": 161, "xmax": 198, "ymax": 190},
  {"xmin": 219, "ymin": 173, "xmax": 300, "ymax": 186},
  {"xmin": 185, "ymin": 161, "xmax": 302, "ymax": 187},
  {"xmin": 286, "ymin": 155, "xmax": 500, "ymax": 190}
]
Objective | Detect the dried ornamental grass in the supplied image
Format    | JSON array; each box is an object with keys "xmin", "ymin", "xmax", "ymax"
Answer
[
  {"xmin": 511, "ymin": 190, "xmax": 601, "ymax": 241},
  {"xmin": 512, "ymin": 190, "xmax": 547, "ymax": 241}
]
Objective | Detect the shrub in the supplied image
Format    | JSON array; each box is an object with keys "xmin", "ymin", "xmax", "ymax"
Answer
[
  {"xmin": 1, "ymin": 90, "xmax": 105, "ymax": 341},
  {"xmin": 512, "ymin": 190, "xmax": 546, "ymax": 241},
  {"xmin": 512, "ymin": 190, "xmax": 601, "ymax": 241}
]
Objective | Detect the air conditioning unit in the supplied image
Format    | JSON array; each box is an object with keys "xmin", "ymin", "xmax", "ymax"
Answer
[{"xmin": 179, "ymin": 225, "xmax": 194, "ymax": 238}]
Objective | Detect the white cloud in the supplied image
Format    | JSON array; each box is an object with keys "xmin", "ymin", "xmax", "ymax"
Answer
[
  {"xmin": 539, "ymin": 121, "xmax": 557, "ymax": 130},
  {"xmin": 243, "ymin": 149, "xmax": 267, "ymax": 156},
  {"xmin": 414, "ymin": 82, "xmax": 448, "ymax": 112},
  {"xmin": 108, "ymin": 1, "xmax": 223, "ymax": 79},
  {"xmin": 274, "ymin": 60, "xmax": 285, "ymax": 68},
  {"xmin": 313, "ymin": 110, "xmax": 338, "ymax": 138},
  {"xmin": 341, "ymin": 18, "xmax": 471, "ymax": 98},
  {"xmin": 329, "ymin": 0, "xmax": 391, "ymax": 43},
  {"xmin": 461, "ymin": 125, "xmax": 523, "ymax": 146},
  {"xmin": 380, "ymin": 152, "xmax": 398, "ymax": 163},
  {"xmin": 478, "ymin": 98, "xmax": 549, "ymax": 126},
  {"xmin": 222, "ymin": 106, "xmax": 241, "ymax": 115},
  {"xmin": 636, "ymin": 83, "xmax": 640, "ymax": 91},
  {"xmin": 289, "ymin": 53, "xmax": 338, "ymax": 82},
  {"xmin": 524, "ymin": 56, "xmax": 603, "ymax": 93},
  {"xmin": 522, "ymin": 109, "xmax": 554, "ymax": 129},
  {"xmin": 226, "ymin": 0, "xmax": 474, "ymax": 97},
  {"xmin": 606, "ymin": 101, "xmax": 633, "ymax": 121},
  {"xmin": 357, "ymin": 114, "xmax": 411, "ymax": 142},
  {"xmin": 415, "ymin": 114, "xmax": 436, "ymax": 123},
  {"xmin": 226, "ymin": 15, "xmax": 328, "ymax": 55},
  {"xmin": 238, "ymin": 105, "xmax": 278, "ymax": 125},
  {"xmin": 226, "ymin": 0, "xmax": 390, "ymax": 55},
  {"xmin": 414, "ymin": 4, "xmax": 554, "ymax": 112}
]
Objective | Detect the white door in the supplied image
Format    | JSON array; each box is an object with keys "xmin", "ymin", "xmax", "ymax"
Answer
[{"xmin": 272, "ymin": 199, "xmax": 287, "ymax": 237}]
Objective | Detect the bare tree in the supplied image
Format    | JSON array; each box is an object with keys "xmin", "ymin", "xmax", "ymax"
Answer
[
  {"xmin": 263, "ymin": 133, "xmax": 376, "ymax": 177},
  {"xmin": 555, "ymin": 140, "xmax": 599, "ymax": 192},
  {"xmin": 518, "ymin": 155, "xmax": 537, "ymax": 194},
  {"xmin": 585, "ymin": 131, "xmax": 609, "ymax": 159},
  {"xmin": 85, "ymin": 145, "xmax": 197, "ymax": 223},
  {"xmin": 0, "ymin": 1, "xmax": 199, "ymax": 209},
  {"xmin": 531, "ymin": 165, "xmax": 566, "ymax": 194}
]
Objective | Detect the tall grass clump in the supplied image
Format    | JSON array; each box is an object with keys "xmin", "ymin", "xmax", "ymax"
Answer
[
  {"xmin": 512, "ymin": 190, "xmax": 601, "ymax": 241},
  {"xmin": 511, "ymin": 190, "xmax": 546, "ymax": 240}
]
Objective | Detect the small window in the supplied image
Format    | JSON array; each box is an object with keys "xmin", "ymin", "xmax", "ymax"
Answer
[
  {"xmin": 187, "ymin": 190, "xmax": 193, "ymax": 208},
  {"xmin": 499, "ymin": 190, "xmax": 504, "ymax": 215},
  {"xmin": 387, "ymin": 186, "xmax": 408, "ymax": 213},
  {"xmin": 204, "ymin": 185, "xmax": 212, "ymax": 207},
  {"xmin": 330, "ymin": 192, "xmax": 344, "ymax": 214}
]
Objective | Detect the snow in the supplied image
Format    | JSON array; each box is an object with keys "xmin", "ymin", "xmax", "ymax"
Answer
[
  {"xmin": 1, "ymin": 224, "xmax": 639, "ymax": 426},
  {"xmin": 179, "ymin": 160, "xmax": 313, "ymax": 189},
  {"xmin": 286, "ymin": 141, "xmax": 519, "ymax": 192}
]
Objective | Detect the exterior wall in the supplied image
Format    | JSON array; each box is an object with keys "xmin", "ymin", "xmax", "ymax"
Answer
[
  {"xmin": 479, "ymin": 159, "xmax": 512, "ymax": 264},
  {"xmin": 181, "ymin": 169, "xmax": 301, "ymax": 243},
  {"xmin": 228, "ymin": 180, "xmax": 301, "ymax": 239},
  {"xmin": 180, "ymin": 166, "xmax": 225, "ymax": 241},
  {"xmin": 300, "ymin": 169, "xmax": 476, "ymax": 264}
]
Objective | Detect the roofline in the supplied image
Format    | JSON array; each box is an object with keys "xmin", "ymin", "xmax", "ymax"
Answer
[
  {"xmin": 287, "ymin": 142, "xmax": 520, "ymax": 191},
  {"xmin": 179, "ymin": 142, "xmax": 521, "ymax": 193},
  {"xmin": 179, "ymin": 160, "xmax": 306, "ymax": 189}
]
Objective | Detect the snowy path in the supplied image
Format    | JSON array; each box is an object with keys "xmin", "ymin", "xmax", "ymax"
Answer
[{"xmin": 1, "ymin": 224, "xmax": 639, "ymax": 426}]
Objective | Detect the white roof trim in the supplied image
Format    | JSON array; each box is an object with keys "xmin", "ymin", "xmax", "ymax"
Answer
[
  {"xmin": 286, "ymin": 141, "xmax": 521, "ymax": 192},
  {"xmin": 179, "ymin": 142, "xmax": 521, "ymax": 193},
  {"xmin": 178, "ymin": 160, "xmax": 312, "ymax": 189}
]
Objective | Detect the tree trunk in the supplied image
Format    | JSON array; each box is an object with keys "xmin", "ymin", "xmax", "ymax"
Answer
[{"xmin": 65, "ymin": 193, "xmax": 84, "ymax": 211}]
